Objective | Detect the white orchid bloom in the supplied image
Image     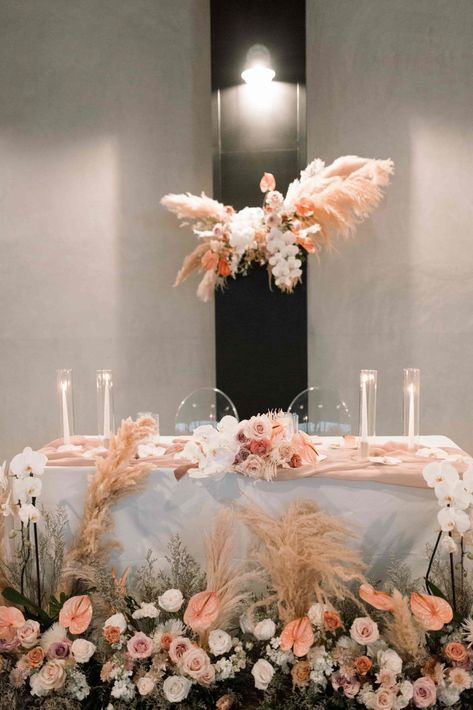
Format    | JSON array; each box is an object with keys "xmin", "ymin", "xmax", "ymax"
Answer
[
  {"xmin": 417, "ymin": 447, "xmax": 450, "ymax": 460},
  {"xmin": 440, "ymin": 534, "xmax": 457, "ymax": 554},
  {"xmin": 463, "ymin": 462, "xmax": 473, "ymax": 493},
  {"xmin": 18, "ymin": 502, "xmax": 41, "ymax": 526},
  {"xmin": 434, "ymin": 479, "xmax": 471, "ymax": 510},
  {"xmin": 438, "ymin": 507, "xmax": 470, "ymax": 535},
  {"xmin": 217, "ymin": 415, "xmax": 240, "ymax": 438},
  {"xmin": 15, "ymin": 476, "xmax": 42, "ymax": 500},
  {"xmin": 423, "ymin": 461, "xmax": 459, "ymax": 488},
  {"xmin": 10, "ymin": 447, "xmax": 47, "ymax": 478}
]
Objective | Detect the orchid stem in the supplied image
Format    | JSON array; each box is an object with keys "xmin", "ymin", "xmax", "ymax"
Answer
[
  {"xmin": 449, "ymin": 531, "xmax": 456, "ymax": 612},
  {"xmin": 425, "ymin": 530, "xmax": 442, "ymax": 593},
  {"xmin": 32, "ymin": 495, "xmax": 41, "ymax": 608}
]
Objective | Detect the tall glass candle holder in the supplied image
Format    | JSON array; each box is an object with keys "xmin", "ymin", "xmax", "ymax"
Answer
[
  {"xmin": 359, "ymin": 369, "xmax": 377, "ymax": 459},
  {"xmin": 403, "ymin": 368, "xmax": 420, "ymax": 451},
  {"xmin": 57, "ymin": 369, "xmax": 74, "ymax": 447},
  {"xmin": 97, "ymin": 370, "xmax": 115, "ymax": 442}
]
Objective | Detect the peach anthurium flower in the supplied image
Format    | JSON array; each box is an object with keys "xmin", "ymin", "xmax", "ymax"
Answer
[
  {"xmin": 59, "ymin": 595, "xmax": 93, "ymax": 635},
  {"xmin": 260, "ymin": 172, "xmax": 276, "ymax": 193},
  {"xmin": 280, "ymin": 617, "xmax": 314, "ymax": 657},
  {"xmin": 201, "ymin": 250, "xmax": 219, "ymax": 271},
  {"xmin": 0, "ymin": 606, "xmax": 25, "ymax": 638},
  {"xmin": 184, "ymin": 591, "xmax": 220, "ymax": 633},
  {"xmin": 410, "ymin": 592, "xmax": 453, "ymax": 631},
  {"xmin": 295, "ymin": 234, "xmax": 317, "ymax": 253},
  {"xmin": 359, "ymin": 584, "xmax": 395, "ymax": 612},
  {"xmin": 291, "ymin": 432, "xmax": 318, "ymax": 466}
]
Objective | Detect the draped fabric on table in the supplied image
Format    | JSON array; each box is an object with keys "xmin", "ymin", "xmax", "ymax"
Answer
[{"xmin": 38, "ymin": 436, "xmax": 465, "ymax": 581}]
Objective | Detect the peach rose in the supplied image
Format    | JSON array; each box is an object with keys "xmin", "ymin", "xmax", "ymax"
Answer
[
  {"xmin": 103, "ymin": 625, "xmax": 121, "ymax": 644},
  {"xmin": 443, "ymin": 641, "xmax": 468, "ymax": 664},
  {"xmin": 0, "ymin": 606, "xmax": 25, "ymax": 638},
  {"xmin": 294, "ymin": 197, "xmax": 316, "ymax": 217},
  {"xmin": 184, "ymin": 591, "xmax": 220, "ymax": 633},
  {"xmin": 100, "ymin": 660, "xmax": 115, "ymax": 682},
  {"xmin": 216, "ymin": 694, "xmax": 235, "ymax": 710},
  {"xmin": 249, "ymin": 438, "xmax": 271, "ymax": 457},
  {"xmin": 291, "ymin": 660, "xmax": 311, "ymax": 686},
  {"xmin": 26, "ymin": 646, "xmax": 45, "ymax": 668},
  {"xmin": 354, "ymin": 655, "xmax": 372, "ymax": 675},
  {"xmin": 127, "ymin": 632, "xmax": 154, "ymax": 659},
  {"xmin": 412, "ymin": 676, "xmax": 436, "ymax": 707},
  {"xmin": 350, "ymin": 617, "xmax": 379, "ymax": 646},
  {"xmin": 59, "ymin": 595, "xmax": 92, "ymax": 635},
  {"xmin": 159, "ymin": 632, "xmax": 174, "ymax": 651},
  {"xmin": 260, "ymin": 172, "xmax": 276, "ymax": 193},
  {"xmin": 323, "ymin": 611, "xmax": 342, "ymax": 631}
]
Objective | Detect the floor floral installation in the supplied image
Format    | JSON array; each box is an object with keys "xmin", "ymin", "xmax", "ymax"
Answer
[{"xmin": 0, "ymin": 419, "xmax": 472, "ymax": 708}]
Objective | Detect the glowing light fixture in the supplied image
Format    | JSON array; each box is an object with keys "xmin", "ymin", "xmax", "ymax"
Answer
[{"xmin": 241, "ymin": 44, "xmax": 275, "ymax": 86}]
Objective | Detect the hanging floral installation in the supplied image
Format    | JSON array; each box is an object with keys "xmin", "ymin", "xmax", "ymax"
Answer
[
  {"xmin": 161, "ymin": 155, "xmax": 394, "ymax": 301},
  {"xmin": 1, "ymin": 422, "xmax": 473, "ymax": 707}
]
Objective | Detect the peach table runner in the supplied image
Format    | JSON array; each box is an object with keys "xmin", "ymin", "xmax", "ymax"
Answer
[{"xmin": 41, "ymin": 435, "xmax": 471, "ymax": 490}]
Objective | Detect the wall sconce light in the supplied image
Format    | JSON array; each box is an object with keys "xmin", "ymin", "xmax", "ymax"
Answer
[{"xmin": 241, "ymin": 44, "xmax": 275, "ymax": 86}]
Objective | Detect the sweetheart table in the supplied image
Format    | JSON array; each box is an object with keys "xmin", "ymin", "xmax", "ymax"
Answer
[{"xmin": 36, "ymin": 434, "xmax": 463, "ymax": 582}]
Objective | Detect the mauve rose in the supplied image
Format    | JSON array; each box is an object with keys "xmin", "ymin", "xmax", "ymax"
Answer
[
  {"xmin": 17, "ymin": 620, "xmax": 40, "ymax": 649},
  {"xmin": 350, "ymin": 617, "xmax": 379, "ymax": 646},
  {"xmin": 181, "ymin": 647, "xmax": 211, "ymax": 680},
  {"xmin": 127, "ymin": 632, "xmax": 154, "ymax": 659},
  {"xmin": 234, "ymin": 447, "xmax": 250, "ymax": 464},
  {"xmin": 412, "ymin": 676, "xmax": 437, "ymax": 708},
  {"xmin": 169, "ymin": 636, "xmax": 194, "ymax": 664},
  {"xmin": 47, "ymin": 639, "xmax": 71, "ymax": 660},
  {"xmin": 0, "ymin": 634, "xmax": 20, "ymax": 652},
  {"xmin": 236, "ymin": 428, "xmax": 248, "ymax": 444},
  {"xmin": 331, "ymin": 671, "xmax": 360, "ymax": 698},
  {"xmin": 443, "ymin": 641, "xmax": 468, "ymax": 664}
]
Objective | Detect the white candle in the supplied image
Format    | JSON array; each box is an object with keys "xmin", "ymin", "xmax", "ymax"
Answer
[
  {"xmin": 407, "ymin": 383, "xmax": 415, "ymax": 450},
  {"xmin": 61, "ymin": 382, "xmax": 71, "ymax": 446},
  {"xmin": 103, "ymin": 374, "xmax": 111, "ymax": 439}
]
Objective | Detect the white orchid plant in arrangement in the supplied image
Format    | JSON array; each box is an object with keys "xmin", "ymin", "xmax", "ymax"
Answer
[{"xmin": 161, "ymin": 155, "xmax": 394, "ymax": 301}]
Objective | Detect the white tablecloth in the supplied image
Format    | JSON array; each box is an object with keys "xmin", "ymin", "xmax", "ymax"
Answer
[{"xmin": 39, "ymin": 435, "xmax": 453, "ymax": 581}]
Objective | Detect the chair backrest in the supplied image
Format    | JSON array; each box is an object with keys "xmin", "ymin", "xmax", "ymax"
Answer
[
  {"xmin": 288, "ymin": 386, "xmax": 352, "ymax": 436},
  {"xmin": 175, "ymin": 387, "xmax": 238, "ymax": 435}
]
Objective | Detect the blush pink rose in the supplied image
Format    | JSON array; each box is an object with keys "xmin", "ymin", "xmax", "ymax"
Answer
[
  {"xmin": 184, "ymin": 591, "xmax": 220, "ymax": 632},
  {"xmin": 169, "ymin": 636, "xmax": 194, "ymax": 664},
  {"xmin": 350, "ymin": 617, "xmax": 379, "ymax": 645},
  {"xmin": 180, "ymin": 647, "xmax": 211, "ymax": 680},
  {"xmin": 126, "ymin": 632, "xmax": 154, "ymax": 659},
  {"xmin": 17, "ymin": 620, "xmax": 40, "ymax": 649},
  {"xmin": 373, "ymin": 688, "xmax": 395, "ymax": 709},
  {"xmin": 239, "ymin": 454, "xmax": 264, "ymax": 479},
  {"xmin": 59, "ymin": 595, "xmax": 92, "ymax": 635},
  {"xmin": 244, "ymin": 415, "xmax": 272, "ymax": 441},
  {"xmin": 412, "ymin": 676, "xmax": 437, "ymax": 708}
]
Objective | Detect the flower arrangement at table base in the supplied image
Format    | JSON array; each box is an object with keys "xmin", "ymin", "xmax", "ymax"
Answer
[{"xmin": 1, "ymin": 423, "xmax": 473, "ymax": 706}]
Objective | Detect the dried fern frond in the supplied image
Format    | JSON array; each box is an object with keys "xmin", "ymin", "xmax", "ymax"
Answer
[
  {"xmin": 238, "ymin": 499, "xmax": 365, "ymax": 622},
  {"xmin": 383, "ymin": 589, "xmax": 426, "ymax": 662},
  {"xmin": 60, "ymin": 417, "xmax": 155, "ymax": 592},
  {"xmin": 204, "ymin": 508, "xmax": 261, "ymax": 634}
]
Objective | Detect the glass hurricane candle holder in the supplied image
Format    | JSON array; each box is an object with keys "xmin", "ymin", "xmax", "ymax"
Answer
[
  {"xmin": 359, "ymin": 369, "xmax": 377, "ymax": 459},
  {"xmin": 57, "ymin": 369, "xmax": 74, "ymax": 447},
  {"xmin": 403, "ymin": 368, "xmax": 420, "ymax": 451},
  {"xmin": 97, "ymin": 370, "xmax": 115, "ymax": 442}
]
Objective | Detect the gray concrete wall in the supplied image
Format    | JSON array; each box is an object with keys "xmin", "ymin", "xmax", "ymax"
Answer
[
  {"xmin": 0, "ymin": 0, "xmax": 214, "ymax": 456},
  {"xmin": 307, "ymin": 0, "xmax": 473, "ymax": 450}
]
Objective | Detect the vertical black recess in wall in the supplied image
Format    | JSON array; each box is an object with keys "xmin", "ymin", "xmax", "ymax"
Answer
[{"xmin": 211, "ymin": 0, "xmax": 307, "ymax": 419}]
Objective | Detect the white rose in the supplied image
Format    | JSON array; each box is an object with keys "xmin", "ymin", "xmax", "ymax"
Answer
[
  {"xmin": 71, "ymin": 639, "xmax": 96, "ymax": 663},
  {"xmin": 308, "ymin": 603, "xmax": 325, "ymax": 627},
  {"xmin": 132, "ymin": 602, "xmax": 160, "ymax": 620},
  {"xmin": 378, "ymin": 649, "xmax": 402, "ymax": 675},
  {"xmin": 137, "ymin": 675, "xmax": 155, "ymax": 696},
  {"xmin": 17, "ymin": 620, "xmax": 40, "ymax": 649},
  {"xmin": 251, "ymin": 658, "xmax": 274, "ymax": 690},
  {"xmin": 163, "ymin": 675, "xmax": 192, "ymax": 703},
  {"xmin": 104, "ymin": 613, "xmax": 127, "ymax": 633},
  {"xmin": 208, "ymin": 629, "xmax": 232, "ymax": 656},
  {"xmin": 254, "ymin": 619, "xmax": 276, "ymax": 641},
  {"xmin": 158, "ymin": 589, "xmax": 184, "ymax": 612},
  {"xmin": 350, "ymin": 617, "xmax": 379, "ymax": 646}
]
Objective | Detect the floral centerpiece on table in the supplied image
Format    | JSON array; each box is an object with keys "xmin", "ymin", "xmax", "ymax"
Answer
[
  {"xmin": 161, "ymin": 155, "xmax": 394, "ymax": 301},
  {"xmin": 179, "ymin": 413, "xmax": 318, "ymax": 481}
]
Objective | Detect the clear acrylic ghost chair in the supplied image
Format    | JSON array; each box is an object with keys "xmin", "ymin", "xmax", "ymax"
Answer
[
  {"xmin": 288, "ymin": 386, "xmax": 352, "ymax": 436},
  {"xmin": 174, "ymin": 387, "xmax": 238, "ymax": 435}
]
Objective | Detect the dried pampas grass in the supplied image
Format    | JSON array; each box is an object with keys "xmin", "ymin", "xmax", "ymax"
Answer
[
  {"xmin": 60, "ymin": 417, "xmax": 155, "ymax": 592},
  {"xmin": 161, "ymin": 193, "xmax": 227, "ymax": 221},
  {"xmin": 238, "ymin": 500, "xmax": 365, "ymax": 622},
  {"xmin": 383, "ymin": 589, "xmax": 426, "ymax": 662},
  {"xmin": 174, "ymin": 242, "xmax": 210, "ymax": 286},
  {"xmin": 203, "ymin": 508, "xmax": 260, "ymax": 636}
]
